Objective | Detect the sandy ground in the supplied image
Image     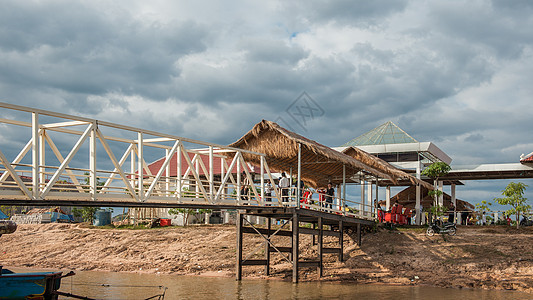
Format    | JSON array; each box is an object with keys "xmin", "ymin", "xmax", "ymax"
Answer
[{"xmin": 1, "ymin": 223, "xmax": 533, "ymax": 293}]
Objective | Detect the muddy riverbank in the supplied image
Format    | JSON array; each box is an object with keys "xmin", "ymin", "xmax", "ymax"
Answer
[{"xmin": 1, "ymin": 223, "xmax": 532, "ymax": 293}]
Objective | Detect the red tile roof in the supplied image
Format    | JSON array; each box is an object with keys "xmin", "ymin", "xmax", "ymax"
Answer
[
  {"xmin": 146, "ymin": 152, "xmax": 255, "ymax": 177},
  {"xmin": 521, "ymin": 153, "xmax": 533, "ymax": 163}
]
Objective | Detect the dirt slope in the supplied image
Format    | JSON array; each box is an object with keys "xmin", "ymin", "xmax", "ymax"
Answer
[{"xmin": 1, "ymin": 223, "xmax": 532, "ymax": 293}]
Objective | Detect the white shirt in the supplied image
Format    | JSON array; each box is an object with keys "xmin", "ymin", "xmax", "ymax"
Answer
[{"xmin": 279, "ymin": 177, "xmax": 289, "ymax": 188}]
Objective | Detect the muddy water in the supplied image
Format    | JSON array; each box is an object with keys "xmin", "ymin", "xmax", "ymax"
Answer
[{"xmin": 10, "ymin": 268, "xmax": 533, "ymax": 299}]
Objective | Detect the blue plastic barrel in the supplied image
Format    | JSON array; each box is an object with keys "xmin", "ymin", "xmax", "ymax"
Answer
[{"xmin": 93, "ymin": 210, "xmax": 112, "ymax": 226}]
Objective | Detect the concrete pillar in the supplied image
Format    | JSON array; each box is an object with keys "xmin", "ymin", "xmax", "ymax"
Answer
[
  {"xmin": 367, "ymin": 181, "xmax": 373, "ymax": 217},
  {"xmin": 438, "ymin": 181, "xmax": 444, "ymax": 207},
  {"xmin": 451, "ymin": 184, "xmax": 456, "ymax": 223},
  {"xmin": 415, "ymin": 162, "xmax": 421, "ymax": 225},
  {"xmin": 336, "ymin": 185, "xmax": 341, "ymax": 211},
  {"xmin": 360, "ymin": 178, "xmax": 365, "ymax": 216},
  {"xmin": 386, "ymin": 186, "xmax": 391, "ymax": 211}
]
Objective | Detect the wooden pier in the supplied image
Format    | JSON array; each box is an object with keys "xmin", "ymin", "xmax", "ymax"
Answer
[{"xmin": 236, "ymin": 207, "xmax": 374, "ymax": 283}]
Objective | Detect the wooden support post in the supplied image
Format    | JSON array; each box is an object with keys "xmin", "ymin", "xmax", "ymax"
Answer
[
  {"xmin": 356, "ymin": 223, "xmax": 362, "ymax": 246},
  {"xmin": 236, "ymin": 213, "xmax": 243, "ymax": 281},
  {"xmin": 265, "ymin": 217, "xmax": 271, "ymax": 275},
  {"xmin": 312, "ymin": 223, "xmax": 316, "ymax": 246},
  {"xmin": 292, "ymin": 213, "xmax": 299, "ymax": 283},
  {"xmin": 318, "ymin": 217, "xmax": 323, "ymax": 277},
  {"xmin": 338, "ymin": 220, "xmax": 344, "ymax": 262}
]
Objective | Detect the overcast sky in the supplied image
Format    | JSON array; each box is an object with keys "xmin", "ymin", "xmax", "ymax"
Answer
[{"xmin": 1, "ymin": 0, "xmax": 532, "ymax": 209}]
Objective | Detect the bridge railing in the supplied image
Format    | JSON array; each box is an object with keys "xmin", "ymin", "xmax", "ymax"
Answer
[
  {"xmin": 0, "ymin": 102, "xmax": 278, "ymax": 206},
  {"xmin": 0, "ymin": 102, "xmax": 378, "ymax": 221}
]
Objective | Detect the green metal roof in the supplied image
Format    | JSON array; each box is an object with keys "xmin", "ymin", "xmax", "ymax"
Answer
[{"xmin": 342, "ymin": 121, "xmax": 418, "ymax": 146}]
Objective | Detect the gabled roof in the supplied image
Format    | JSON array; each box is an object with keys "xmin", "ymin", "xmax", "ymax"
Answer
[
  {"xmin": 390, "ymin": 186, "xmax": 474, "ymax": 211},
  {"xmin": 521, "ymin": 152, "xmax": 533, "ymax": 163},
  {"xmin": 146, "ymin": 152, "xmax": 251, "ymax": 177},
  {"xmin": 343, "ymin": 121, "xmax": 418, "ymax": 146}
]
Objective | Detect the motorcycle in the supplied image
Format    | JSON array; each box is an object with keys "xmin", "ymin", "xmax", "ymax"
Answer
[
  {"xmin": 426, "ymin": 220, "xmax": 456, "ymax": 236},
  {"xmin": 520, "ymin": 216, "xmax": 533, "ymax": 227}
]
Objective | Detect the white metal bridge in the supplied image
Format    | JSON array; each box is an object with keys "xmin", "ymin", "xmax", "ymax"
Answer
[{"xmin": 0, "ymin": 102, "xmax": 375, "ymax": 220}]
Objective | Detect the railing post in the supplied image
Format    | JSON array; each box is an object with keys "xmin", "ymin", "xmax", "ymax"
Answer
[
  {"xmin": 237, "ymin": 154, "xmax": 241, "ymax": 205},
  {"xmin": 177, "ymin": 143, "xmax": 182, "ymax": 201},
  {"xmin": 342, "ymin": 164, "xmax": 346, "ymax": 216},
  {"xmin": 195, "ymin": 156, "xmax": 200, "ymax": 199},
  {"xmin": 166, "ymin": 148, "xmax": 170, "ymax": 197},
  {"xmin": 297, "ymin": 143, "xmax": 301, "ymax": 208},
  {"xmin": 137, "ymin": 132, "xmax": 143, "ymax": 201},
  {"xmin": 32, "ymin": 112, "xmax": 39, "ymax": 199},
  {"xmin": 90, "ymin": 121, "xmax": 97, "ymax": 200},
  {"xmin": 39, "ymin": 129, "xmax": 46, "ymax": 186},
  {"xmin": 209, "ymin": 146, "xmax": 214, "ymax": 202},
  {"xmin": 260, "ymin": 156, "xmax": 265, "ymax": 206},
  {"xmin": 220, "ymin": 156, "xmax": 225, "ymax": 202}
]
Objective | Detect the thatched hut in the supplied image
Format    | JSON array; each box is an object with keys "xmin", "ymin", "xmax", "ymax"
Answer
[
  {"xmin": 228, "ymin": 120, "xmax": 433, "ymax": 189},
  {"xmin": 389, "ymin": 185, "xmax": 474, "ymax": 211}
]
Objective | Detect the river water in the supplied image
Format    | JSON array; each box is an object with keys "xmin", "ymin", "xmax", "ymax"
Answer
[{"xmin": 9, "ymin": 268, "xmax": 533, "ymax": 299}]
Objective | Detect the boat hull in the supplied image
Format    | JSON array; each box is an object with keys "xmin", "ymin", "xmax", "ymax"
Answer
[{"xmin": 0, "ymin": 269, "xmax": 63, "ymax": 300}]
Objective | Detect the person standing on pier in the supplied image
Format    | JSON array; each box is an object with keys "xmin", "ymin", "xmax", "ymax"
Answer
[
  {"xmin": 264, "ymin": 181, "xmax": 272, "ymax": 205},
  {"xmin": 240, "ymin": 171, "xmax": 250, "ymax": 202},
  {"xmin": 325, "ymin": 182, "xmax": 335, "ymax": 210},
  {"xmin": 279, "ymin": 172, "xmax": 290, "ymax": 203}
]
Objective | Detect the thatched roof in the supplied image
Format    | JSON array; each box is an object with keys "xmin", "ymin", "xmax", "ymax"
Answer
[
  {"xmin": 390, "ymin": 185, "xmax": 474, "ymax": 211},
  {"xmin": 228, "ymin": 120, "xmax": 431, "ymax": 189},
  {"xmin": 340, "ymin": 146, "xmax": 434, "ymax": 190}
]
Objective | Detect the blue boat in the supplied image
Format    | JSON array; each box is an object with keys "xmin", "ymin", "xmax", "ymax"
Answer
[{"xmin": 0, "ymin": 266, "xmax": 75, "ymax": 300}]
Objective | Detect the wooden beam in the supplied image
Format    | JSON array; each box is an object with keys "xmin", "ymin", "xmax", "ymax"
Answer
[
  {"xmin": 318, "ymin": 216, "xmax": 323, "ymax": 277},
  {"xmin": 300, "ymin": 227, "xmax": 340, "ymax": 237},
  {"xmin": 242, "ymin": 260, "xmax": 267, "ymax": 266},
  {"xmin": 298, "ymin": 261, "xmax": 320, "ymax": 267},
  {"xmin": 339, "ymin": 220, "xmax": 344, "ymax": 262},
  {"xmin": 268, "ymin": 247, "xmax": 292, "ymax": 252},
  {"xmin": 357, "ymin": 223, "xmax": 362, "ymax": 246},
  {"xmin": 236, "ymin": 213, "xmax": 243, "ymax": 281},
  {"xmin": 292, "ymin": 212, "xmax": 299, "ymax": 283},
  {"xmin": 265, "ymin": 218, "xmax": 271, "ymax": 275},
  {"xmin": 241, "ymin": 226, "xmax": 292, "ymax": 237},
  {"xmin": 322, "ymin": 248, "xmax": 341, "ymax": 254}
]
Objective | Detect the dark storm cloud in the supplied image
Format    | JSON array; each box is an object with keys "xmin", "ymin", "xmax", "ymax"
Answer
[
  {"xmin": 0, "ymin": 1, "xmax": 208, "ymax": 109},
  {"xmin": 426, "ymin": 2, "xmax": 533, "ymax": 59},
  {"xmin": 283, "ymin": 0, "xmax": 409, "ymax": 26},
  {"xmin": 0, "ymin": 0, "xmax": 532, "ymax": 205}
]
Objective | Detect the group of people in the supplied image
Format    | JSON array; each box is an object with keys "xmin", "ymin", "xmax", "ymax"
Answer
[{"xmin": 239, "ymin": 170, "xmax": 336, "ymax": 209}]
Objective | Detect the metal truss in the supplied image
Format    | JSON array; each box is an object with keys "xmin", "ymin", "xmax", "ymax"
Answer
[{"xmin": 0, "ymin": 102, "xmax": 283, "ymax": 207}]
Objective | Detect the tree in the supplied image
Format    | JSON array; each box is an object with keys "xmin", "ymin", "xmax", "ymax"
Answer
[
  {"xmin": 168, "ymin": 208, "xmax": 195, "ymax": 225},
  {"xmin": 475, "ymin": 201, "xmax": 492, "ymax": 225},
  {"xmin": 494, "ymin": 182, "xmax": 529, "ymax": 229},
  {"xmin": 72, "ymin": 207, "xmax": 99, "ymax": 223},
  {"xmin": 422, "ymin": 162, "xmax": 451, "ymax": 217},
  {"xmin": 72, "ymin": 172, "xmax": 106, "ymax": 223}
]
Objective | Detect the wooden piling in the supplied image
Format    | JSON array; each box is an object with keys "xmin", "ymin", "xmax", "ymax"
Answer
[
  {"xmin": 292, "ymin": 213, "xmax": 299, "ymax": 283},
  {"xmin": 265, "ymin": 217, "xmax": 271, "ymax": 276},
  {"xmin": 318, "ymin": 216, "xmax": 323, "ymax": 277},
  {"xmin": 236, "ymin": 213, "xmax": 243, "ymax": 281},
  {"xmin": 339, "ymin": 220, "xmax": 344, "ymax": 262}
]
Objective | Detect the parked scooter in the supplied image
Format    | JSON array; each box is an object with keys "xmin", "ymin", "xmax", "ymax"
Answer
[
  {"xmin": 520, "ymin": 216, "xmax": 533, "ymax": 227},
  {"xmin": 426, "ymin": 220, "xmax": 456, "ymax": 236}
]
